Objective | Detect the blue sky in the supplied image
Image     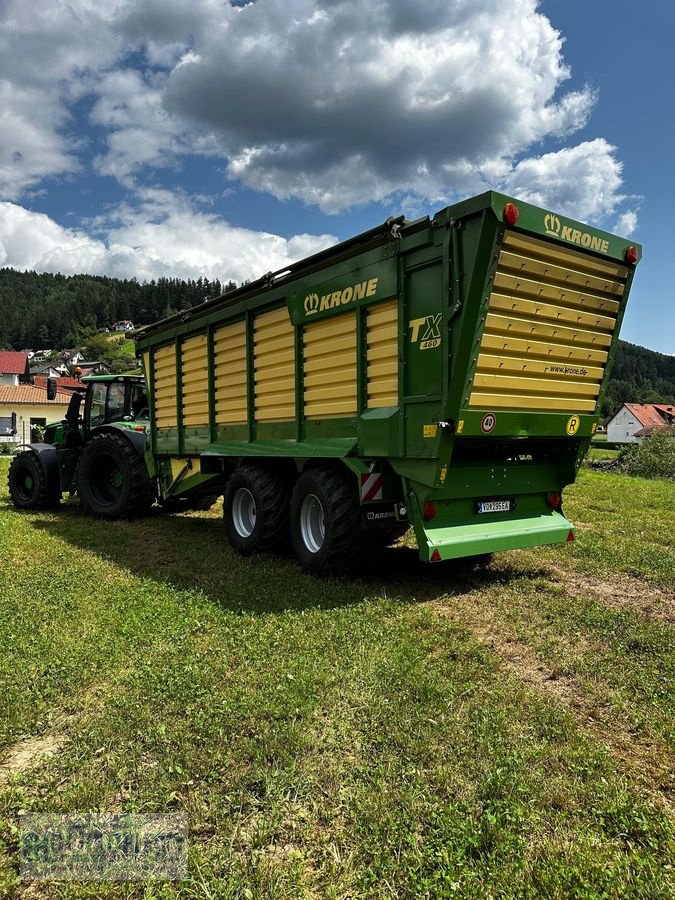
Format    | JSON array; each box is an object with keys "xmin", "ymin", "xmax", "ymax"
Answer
[{"xmin": 0, "ymin": 0, "xmax": 672, "ymax": 353}]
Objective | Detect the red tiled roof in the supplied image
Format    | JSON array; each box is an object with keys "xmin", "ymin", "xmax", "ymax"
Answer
[
  {"xmin": 33, "ymin": 375, "xmax": 85, "ymax": 392},
  {"xmin": 623, "ymin": 403, "xmax": 672, "ymax": 429},
  {"xmin": 0, "ymin": 384, "xmax": 71, "ymax": 406},
  {"xmin": 0, "ymin": 350, "xmax": 28, "ymax": 375}
]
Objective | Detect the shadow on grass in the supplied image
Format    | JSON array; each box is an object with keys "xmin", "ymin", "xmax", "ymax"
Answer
[{"xmin": 19, "ymin": 499, "xmax": 545, "ymax": 615}]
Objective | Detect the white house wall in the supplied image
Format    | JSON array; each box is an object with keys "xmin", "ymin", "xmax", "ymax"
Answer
[{"xmin": 606, "ymin": 406, "xmax": 642, "ymax": 443}]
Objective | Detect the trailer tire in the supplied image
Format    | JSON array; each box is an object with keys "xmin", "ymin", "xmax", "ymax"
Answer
[
  {"xmin": 290, "ymin": 466, "xmax": 361, "ymax": 575},
  {"xmin": 223, "ymin": 465, "xmax": 290, "ymax": 555},
  {"xmin": 8, "ymin": 451, "xmax": 56, "ymax": 510},
  {"xmin": 77, "ymin": 431, "xmax": 154, "ymax": 518}
]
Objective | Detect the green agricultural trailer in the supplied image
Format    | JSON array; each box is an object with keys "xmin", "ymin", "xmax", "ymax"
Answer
[{"xmin": 9, "ymin": 191, "xmax": 641, "ymax": 573}]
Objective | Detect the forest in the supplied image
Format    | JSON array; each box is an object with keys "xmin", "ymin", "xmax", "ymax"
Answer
[{"xmin": 1, "ymin": 266, "xmax": 673, "ymax": 419}]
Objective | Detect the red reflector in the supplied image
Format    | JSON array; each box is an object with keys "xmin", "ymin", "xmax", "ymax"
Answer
[
  {"xmin": 547, "ymin": 491, "xmax": 562, "ymax": 509},
  {"xmin": 625, "ymin": 245, "xmax": 638, "ymax": 264},
  {"xmin": 567, "ymin": 530, "xmax": 575, "ymax": 542},
  {"xmin": 430, "ymin": 549, "xmax": 441, "ymax": 562},
  {"xmin": 423, "ymin": 501, "xmax": 436, "ymax": 521},
  {"xmin": 503, "ymin": 202, "xmax": 520, "ymax": 225}
]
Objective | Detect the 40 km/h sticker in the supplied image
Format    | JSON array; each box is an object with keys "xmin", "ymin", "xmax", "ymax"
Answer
[
  {"xmin": 566, "ymin": 415, "xmax": 581, "ymax": 436},
  {"xmin": 481, "ymin": 412, "xmax": 497, "ymax": 433}
]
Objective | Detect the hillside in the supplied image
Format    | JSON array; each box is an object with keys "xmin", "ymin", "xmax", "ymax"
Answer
[{"xmin": 0, "ymin": 267, "xmax": 672, "ymax": 419}]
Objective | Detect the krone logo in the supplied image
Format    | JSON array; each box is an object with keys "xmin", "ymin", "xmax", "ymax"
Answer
[
  {"xmin": 545, "ymin": 213, "xmax": 561, "ymax": 236},
  {"xmin": 304, "ymin": 293, "xmax": 319, "ymax": 316}
]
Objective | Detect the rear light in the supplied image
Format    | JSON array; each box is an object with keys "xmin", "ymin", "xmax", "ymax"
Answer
[
  {"xmin": 625, "ymin": 245, "xmax": 638, "ymax": 264},
  {"xmin": 567, "ymin": 530, "xmax": 575, "ymax": 542},
  {"xmin": 430, "ymin": 549, "xmax": 441, "ymax": 562},
  {"xmin": 423, "ymin": 501, "xmax": 436, "ymax": 521},
  {"xmin": 503, "ymin": 202, "xmax": 520, "ymax": 225},
  {"xmin": 547, "ymin": 491, "xmax": 562, "ymax": 509}
]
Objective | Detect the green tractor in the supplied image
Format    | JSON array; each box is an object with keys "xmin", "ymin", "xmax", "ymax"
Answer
[
  {"xmin": 8, "ymin": 374, "xmax": 223, "ymax": 518},
  {"xmin": 8, "ymin": 375, "xmax": 156, "ymax": 517}
]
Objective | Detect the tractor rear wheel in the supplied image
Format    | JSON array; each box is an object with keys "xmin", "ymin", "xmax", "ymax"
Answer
[
  {"xmin": 8, "ymin": 451, "xmax": 56, "ymax": 509},
  {"xmin": 223, "ymin": 465, "xmax": 290, "ymax": 555},
  {"xmin": 77, "ymin": 431, "xmax": 154, "ymax": 518},
  {"xmin": 290, "ymin": 466, "xmax": 361, "ymax": 574}
]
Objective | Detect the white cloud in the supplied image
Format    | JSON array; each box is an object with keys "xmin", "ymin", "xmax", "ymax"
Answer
[
  {"xmin": 0, "ymin": 194, "xmax": 336, "ymax": 283},
  {"xmin": 502, "ymin": 138, "xmax": 626, "ymax": 222},
  {"xmin": 614, "ymin": 209, "xmax": 638, "ymax": 237},
  {"xmin": 162, "ymin": 0, "xmax": 599, "ymax": 211},
  {"xmin": 0, "ymin": 0, "xmax": 637, "ymax": 234}
]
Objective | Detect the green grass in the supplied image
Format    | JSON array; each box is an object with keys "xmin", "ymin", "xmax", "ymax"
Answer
[{"xmin": 0, "ymin": 462, "xmax": 673, "ymax": 897}]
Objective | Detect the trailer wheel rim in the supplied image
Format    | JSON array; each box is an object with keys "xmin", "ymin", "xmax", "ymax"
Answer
[
  {"xmin": 300, "ymin": 493, "xmax": 325, "ymax": 554},
  {"xmin": 232, "ymin": 488, "xmax": 256, "ymax": 538}
]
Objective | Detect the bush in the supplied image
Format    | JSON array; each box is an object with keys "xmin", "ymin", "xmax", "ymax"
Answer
[{"xmin": 617, "ymin": 431, "xmax": 675, "ymax": 481}]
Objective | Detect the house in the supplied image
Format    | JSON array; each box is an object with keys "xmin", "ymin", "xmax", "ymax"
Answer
[
  {"xmin": 0, "ymin": 383, "xmax": 71, "ymax": 444},
  {"xmin": 76, "ymin": 361, "xmax": 110, "ymax": 377},
  {"xmin": 112, "ymin": 320, "xmax": 135, "ymax": 332},
  {"xmin": 30, "ymin": 363, "xmax": 67, "ymax": 378},
  {"xmin": 606, "ymin": 403, "xmax": 675, "ymax": 444},
  {"xmin": 59, "ymin": 349, "xmax": 86, "ymax": 366},
  {"xmin": 0, "ymin": 351, "xmax": 30, "ymax": 386}
]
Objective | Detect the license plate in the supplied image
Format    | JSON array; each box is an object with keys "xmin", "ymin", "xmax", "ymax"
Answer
[{"xmin": 477, "ymin": 500, "xmax": 511, "ymax": 514}]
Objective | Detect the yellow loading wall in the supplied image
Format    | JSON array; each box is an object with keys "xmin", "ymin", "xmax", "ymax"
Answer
[
  {"xmin": 153, "ymin": 343, "xmax": 178, "ymax": 429},
  {"xmin": 254, "ymin": 307, "xmax": 296, "ymax": 422},
  {"xmin": 366, "ymin": 299, "xmax": 399, "ymax": 408},
  {"xmin": 181, "ymin": 334, "xmax": 209, "ymax": 427},
  {"xmin": 469, "ymin": 232, "xmax": 629, "ymax": 414},
  {"xmin": 303, "ymin": 312, "xmax": 357, "ymax": 418},
  {"xmin": 214, "ymin": 320, "xmax": 248, "ymax": 426}
]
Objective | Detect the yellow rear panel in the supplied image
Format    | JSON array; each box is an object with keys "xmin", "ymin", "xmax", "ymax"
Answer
[
  {"xmin": 181, "ymin": 334, "xmax": 209, "ymax": 427},
  {"xmin": 469, "ymin": 232, "xmax": 630, "ymax": 413},
  {"xmin": 303, "ymin": 312, "xmax": 357, "ymax": 418},
  {"xmin": 214, "ymin": 320, "xmax": 248, "ymax": 426},
  {"xmin": 254, "ymin": 307, "xmax": 296, "ymax": 422},
  {"xmin": 153, "ymin": 343, "xmax": 177, "ymax": 429},
  {"xmin": 366, "ymin": 299, "xmax": 398, "ymax": 408}
]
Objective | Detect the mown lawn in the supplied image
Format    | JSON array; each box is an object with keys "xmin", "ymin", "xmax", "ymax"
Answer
[{"xmin": 0, "ymin": 461, "xmax": 673, "ymax": 898}]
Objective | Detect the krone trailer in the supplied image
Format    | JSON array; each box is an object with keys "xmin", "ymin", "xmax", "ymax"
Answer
[{"xmin": 9, "ymin": 192, "xmax": 641, "ymax": 574}]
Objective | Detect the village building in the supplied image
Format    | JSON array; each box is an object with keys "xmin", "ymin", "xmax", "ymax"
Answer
[
  {"xmin": 606, "ymin": 403, "xmax": 675, "ymax": 443},
  {"xmin": 0, "ymin": 383, "xmax": 71, "ymax": 444},
  {"xmin": 0, "ymin": 350, "xmax": 31, "ymax": 386}
]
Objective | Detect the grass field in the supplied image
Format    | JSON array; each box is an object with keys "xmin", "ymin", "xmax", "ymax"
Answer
[{"xmin": 0, "ymin": 461, "xmax": 673, "ymax": 898}]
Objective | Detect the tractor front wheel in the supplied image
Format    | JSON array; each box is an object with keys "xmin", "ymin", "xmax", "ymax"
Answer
[
  {"xmin": 77, "ymin": 432, "xmax": 154, "ymax": 518},
  {"xmin": 8, "ymin": 451, "xmax": 56, "ymax": 509}
]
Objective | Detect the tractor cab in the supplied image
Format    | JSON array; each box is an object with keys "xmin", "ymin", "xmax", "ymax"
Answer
[{"xmin": 82, "ymin": 376, "xmax": 149, "ymax": 432}]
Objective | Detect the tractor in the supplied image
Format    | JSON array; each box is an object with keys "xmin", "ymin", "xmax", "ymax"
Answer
[{"xmin": 8, "ymin": 375, "xmax": 156, "ymax": 517}]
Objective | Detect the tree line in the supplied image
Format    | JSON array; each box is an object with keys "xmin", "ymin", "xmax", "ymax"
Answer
[{"xmin": 1, "ymin": 267, "xmax": 673, "ymax": 419}]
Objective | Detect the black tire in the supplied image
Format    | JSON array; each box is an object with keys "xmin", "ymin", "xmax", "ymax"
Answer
[
  {"xmin": 77, "ymin": 431, "xmax": 154, "ymax": 518},
  {"xmin": 8, "ymin": 451, "xmax": 56, "ymax": 509},
  {"xmin": 290, "ymin": 466, "xmax": 361, "ymax": 574},
  {"xmin": 223, "ymin": 465, "xmax": 290, "ymax": 555}
]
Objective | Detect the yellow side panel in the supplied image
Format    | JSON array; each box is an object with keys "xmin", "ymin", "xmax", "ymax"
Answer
[
  {"xmin": 303, "ymin": 312, "xmax": 356, "ymax": 418},
  {"xmin": 469, "ymin": 230, "xmax": 629, "ymax": 414},
  {"xmin": 366, "ymin": 299, "xmax": 398, "ymax": 408},
  {"xmin": 153, "ymin": 344, "xmax": 177, "ymax": 429},
  {"xmin": 254, "ymin": 307, "xmax": 295, "ymax": 422},
  {"xmin": 181, "ymin": 334, "xmax": 209, "ymax": 428},
  {"xmin": 214, "ymin": 320, "xmax": 247, "ymax": 426}
]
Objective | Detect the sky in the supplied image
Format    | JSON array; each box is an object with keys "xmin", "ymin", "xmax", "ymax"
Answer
[{"xmin": 0, "ymin": 0, "xmax": 673, "ymax": 354}]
